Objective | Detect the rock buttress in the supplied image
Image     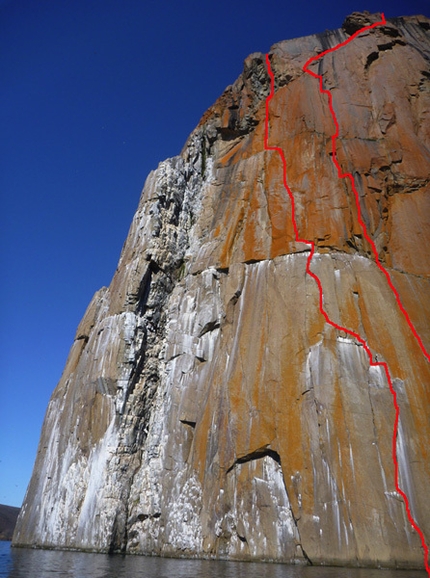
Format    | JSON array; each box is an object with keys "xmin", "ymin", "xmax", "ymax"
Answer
[{"xmin": 14, "ymin": 14, "xmax": 430, "ymax": 569}]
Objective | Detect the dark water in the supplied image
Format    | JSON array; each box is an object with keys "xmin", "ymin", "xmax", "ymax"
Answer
[{"xmin": 0, "ymin": 542, "xmax": 428, "ymax": 578}]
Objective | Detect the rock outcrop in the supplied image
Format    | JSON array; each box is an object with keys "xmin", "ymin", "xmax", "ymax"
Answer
[{"xmin": 13, "ymin": 13, "xmax": 430, "ymax": 570}]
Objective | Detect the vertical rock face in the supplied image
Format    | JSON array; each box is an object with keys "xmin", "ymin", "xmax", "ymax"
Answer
[{"xmin": 14, "ymin": 13, "xmax": 430, "ymax": 569}]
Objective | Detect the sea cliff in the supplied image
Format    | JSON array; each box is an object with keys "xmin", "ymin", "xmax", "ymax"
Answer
[{"xmin": 14, "ymin": 12, "xmax": 430, "ymax": 569}]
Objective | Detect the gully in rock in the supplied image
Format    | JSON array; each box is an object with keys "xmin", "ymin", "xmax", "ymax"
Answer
[{"xmin": 265, "ymin": 13, "xmax": 430, "ymax": 575}]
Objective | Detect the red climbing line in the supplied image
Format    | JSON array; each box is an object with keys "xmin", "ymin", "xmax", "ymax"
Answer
[
  {"xmin": 264, "ymin": 14, "xmax": 430, "ymax": 574},
  {"xmin": 302, "ymin": 15, "xmax": 430, "ymax": 365}
]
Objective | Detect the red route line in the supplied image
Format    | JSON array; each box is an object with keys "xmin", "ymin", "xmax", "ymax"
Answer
[{"xmin": 264, "ymin": 14, "xmax": 430, "ymax": 574}]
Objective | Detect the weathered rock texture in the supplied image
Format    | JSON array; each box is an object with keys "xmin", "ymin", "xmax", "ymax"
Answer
[{"xmin": 14, "ymin": 13, "xmax": 430, "ymax": 569}]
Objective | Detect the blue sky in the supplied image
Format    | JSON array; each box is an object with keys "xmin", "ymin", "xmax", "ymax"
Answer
[{"xmin": 1, "ymin": 0, "xmax": 429, "ymax": 508}]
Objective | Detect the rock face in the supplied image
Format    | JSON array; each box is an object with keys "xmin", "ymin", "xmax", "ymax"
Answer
[{"xmin": 13, "ymin": 13, "xmax": 430, "ymax": 569}]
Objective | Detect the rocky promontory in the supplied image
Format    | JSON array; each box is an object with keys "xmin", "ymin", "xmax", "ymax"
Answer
[{"xmin": 0, "ymin": 505, "xmax": 20, "ymax": 541}]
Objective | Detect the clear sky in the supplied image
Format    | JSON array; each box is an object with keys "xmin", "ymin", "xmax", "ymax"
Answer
[{"xmin": 1, "ymin": 0, "xmax": 429, "ymax": 508}]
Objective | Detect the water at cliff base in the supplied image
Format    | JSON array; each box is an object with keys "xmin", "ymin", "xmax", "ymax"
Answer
[{"xmin": 0, "ymin": 543, "xmax": 427, "ymax": 577}]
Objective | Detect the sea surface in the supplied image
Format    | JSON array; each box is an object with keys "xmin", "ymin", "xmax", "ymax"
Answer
[{"xmin": 0, "ymin": 542, "xmax": 428, "ymax": 578}]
